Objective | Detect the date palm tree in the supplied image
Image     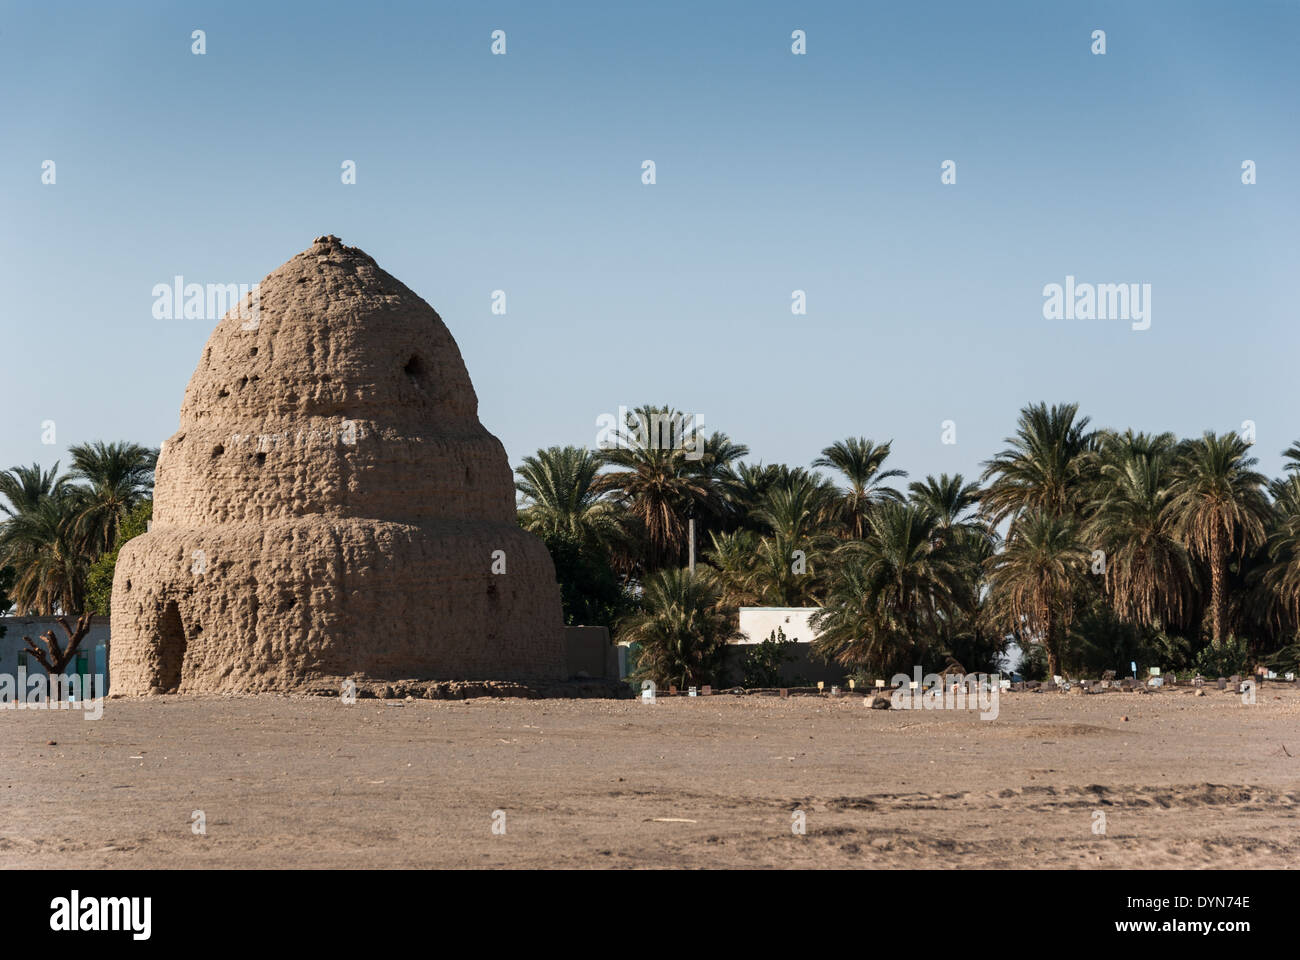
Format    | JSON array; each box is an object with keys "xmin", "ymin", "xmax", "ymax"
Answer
[
  {"xmin": 981, "ymin": 402, "xmax": 1097, "ymax": 527},
  {"xmin": 1262, "ymin": 471, "xmax": 1300, "ymax": 629},
  {"xmin": 718, "ymin": 461, "xmax": 783, "ymax": 532},
  {"xmin": 813, "ymin": 438, "xmax": 906, "ymax": 539},
  {"xmin": 812, "ymin": 503, "xmax": 960, "ymax": 674},
  {"xmin": 618, "ymin": 567, "xmax": 741, "ymax": 687},
  {"xmin": 596, "ymin": 406, "xmax": 745, "ymax": 571},
  {"xmin": 705, "ymin": 528, "xmax": 829, "ymax": 608},
  {"xmin": 704, "ymin": 529, "xmax": 763, "ymax": 607},
  {"xmin": 1084, "ymin": 432, "xmax": 1196, "ymax": 629},
  {"xmin": 1, "ymin": 496, "xmax": 88, "ymax": 615},
  {"xmin": 66, "ymin": 441, "xmax": 156, "ymax": 558},
  {"xmin": 984, "ymin": 510, "xmax": 1088, "ymax": 677},
  {"xmin": 1168, "ymin": 432, "xmax": 1270, "ymax": 648},
  {"xmin": 515, "ymin": 446, "xmax": 623, "ymax": 552},
  {"xmin": 0, "ymin": 462, "xmax": 68, "ymax": 519},
  {"xmin": 908, "ymin": 473, "xmax": 984, "ymax": 545},
  {"xmin": 751, "ymin": 469, "xmax": 839, "ymax": 543}
]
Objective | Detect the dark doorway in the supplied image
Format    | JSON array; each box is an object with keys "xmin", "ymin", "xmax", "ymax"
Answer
[{"xmin": 156, "ymin": 601, "xmax": 187, "ymax": 693}]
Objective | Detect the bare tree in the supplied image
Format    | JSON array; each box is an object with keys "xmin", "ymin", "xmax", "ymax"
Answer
[{"xmin": 23, "ymin": 612, "xmax": 93, "ymax": 676}]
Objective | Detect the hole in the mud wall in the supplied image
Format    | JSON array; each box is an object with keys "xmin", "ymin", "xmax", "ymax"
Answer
[
  {"xmin": 211, "ymin": 444, "xmax": 224, "ymax": 458},
  {"xmin": 156, "ymin": 601, "xmax": 187, "ymax": 693},
  {"xmin": 125, "ymin": 579, "xmax": 132, "ymax": 592},
  {"xmin": 217, "ymin": 387, "xmax": 229, "ymax": 398},
  {"xmin": 249, "ymin": 346, "xmax": 258, "ymax": 356},
  {"xmin": 255, "ymin": 451, "xmax": 267, "ymax": 465},
  {"xmin": 404, "ymin": 354, "xmax": 425, "ymax": 379},
  {"xmin": 280, "ymin": 594, "xmax": 297, "ymax": 611}
]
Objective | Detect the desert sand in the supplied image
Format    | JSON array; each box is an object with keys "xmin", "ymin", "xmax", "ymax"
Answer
[{"xmin": 3, "ymin": 685, "xmax": 1297, "ymax": 868}]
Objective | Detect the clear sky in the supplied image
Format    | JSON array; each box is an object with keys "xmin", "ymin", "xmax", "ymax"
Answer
[{"xmin": 2, "ymin": 1, "xmax": 1297, "ymax": 487}]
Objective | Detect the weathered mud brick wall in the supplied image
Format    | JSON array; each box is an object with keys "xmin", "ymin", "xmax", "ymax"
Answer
[{"xmin": 111, "ymin": 236, "xmax": 566, "ymax": 693}]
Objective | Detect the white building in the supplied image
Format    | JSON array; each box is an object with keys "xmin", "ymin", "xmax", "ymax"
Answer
[
  {"xmin": 735, "ymin": 607, "xmax": 821, "ymax": 645},
  {"xmin": 617, "ymin": 607, "xmax": 840, "ymax": 686}
]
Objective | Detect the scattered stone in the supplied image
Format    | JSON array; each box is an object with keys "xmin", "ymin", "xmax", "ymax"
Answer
[{"xmin": 304, "ymin": 677, "xmax": 627, "ymax": 700}]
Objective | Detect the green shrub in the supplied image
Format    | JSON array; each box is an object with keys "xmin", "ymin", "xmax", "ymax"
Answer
[
  {"xmin": 741, "ymin": 626, "xmax": 799, "ymax": 688},
  {"xmin": 1192, "ymin": 635, "xmax": 1251, "ymax": 678},
  {"xmin": 85, "ymin": 500, "xmax": 151, "ymax": 615}
]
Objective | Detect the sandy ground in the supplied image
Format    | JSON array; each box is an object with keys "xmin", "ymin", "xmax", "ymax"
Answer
[{"xmin": 3, "ymin": 685, "xmax": 1298, "ymax": 868}]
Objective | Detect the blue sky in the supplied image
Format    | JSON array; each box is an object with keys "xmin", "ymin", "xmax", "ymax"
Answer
[{"xmin": 2, "ymin": 0, "xmax": 1297, "ymax": 488}]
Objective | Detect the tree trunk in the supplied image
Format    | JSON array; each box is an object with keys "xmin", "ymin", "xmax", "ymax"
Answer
[
  {"xmin": 23, "ymin": 613, "xmax": 93, "ymax": 680},
  {"xmin": 1043, "ymin": 606, "xmax": 1060, "ymax": 678},
  {"xmin": 1210, "ymin": 525, "xmax": 1226, "ymax": 649}
]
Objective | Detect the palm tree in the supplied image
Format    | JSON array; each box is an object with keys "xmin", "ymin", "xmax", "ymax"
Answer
[
  {"xmin": 705, "ymin": 528, "xmax": 828, "ymax": 608},
  {"xmin": 0, "ymin": 462, "xmax": 69, "ymax": 567},
  {"xmin": 1, "ymin": 496, "xmax": 88, "ymax": 615},
  {"xmin": 704, "ymin": 529, "xmax": 764, "ymax": 607},
  {"xmin": 908, "ymin": 473, "xmax": 984, "ymax": 544},
  {"xmin": 812, "ymin": 503, "xmax": 959, "ymax": 674},
  {"xmin": 984, "ymin": 510, "xmax": 1088, "ymax": 677},
  {"xmin": 751, "ymin": 470, "xmax": 839, "ymax": 543},
  {"xmin": 515, "ymin": 446, "xmax": 623, "ymax": 551},
  {"xmin": 0, "ymin": 462, "xmax": 81, "ymax": 616},
  {"xmin": 0, "ymin": 462, "xmax": 67, "ymax": 518},
  {"xmin": 750, "ymin": 532, "xmax": 830, "ymax": 606},
  {"xmin": 617, "ymin": 567, "xmax": 740, "ymax": 687},
  {"xmin": 718, "ymin": 461, "xmax": 783, "ymax": 532},
  {"xmin": 981, "ymin": 402, "xmax": 1097, "ymax": 527},
  {"xmin": 813, "ymin": 438, "xmax": 906, "ymax": 539},
  {"xmin": 66, "ymin": 441, "xmax": 156, "ymax": 557},
  {"xmin": 691, "ymin": 433, "xmax": 750, "ymax": 491},
  {"xmin": 685, "ymin": 430, "xmax": 752, "ymax": 535},
  {"xmin": 1084, "ymin": 432, "xmax": 1196, "ymax": 629},
  {"xmin": 596, "ymin": 406, "xmax": 745, "ymax": 570},
  {"xmin": 1168, "ymin": 432, "xmax": 1271, "ymax": 648},
  {"xmin": 1262, "ymin": 472, "xmax": 1300, "ymax": 629}
]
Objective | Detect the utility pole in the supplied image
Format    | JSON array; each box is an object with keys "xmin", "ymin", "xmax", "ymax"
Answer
[{"xmin": 687, "ymin": 500, "xmax": 696, "ymax": 574}]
